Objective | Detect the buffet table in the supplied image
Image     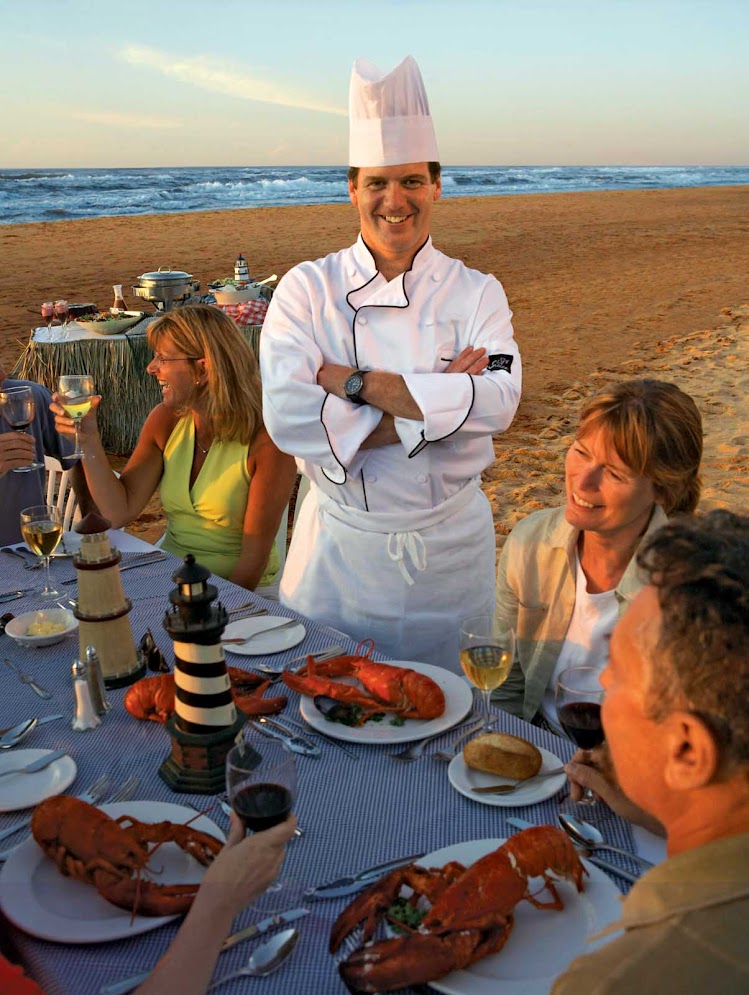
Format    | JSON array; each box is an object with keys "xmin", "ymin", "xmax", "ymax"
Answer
[
  {"xmin": 0, "ymin": 547, "xmax": 647, "ymax": 995},
  {"xmin": 13, "ymin": 320, "xmax": 264, "ymax": 454}
]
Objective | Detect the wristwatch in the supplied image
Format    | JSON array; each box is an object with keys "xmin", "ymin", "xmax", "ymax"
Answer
[{"xmin": 344, "ymin": 369, "xmax": 368, "ymax": 404}]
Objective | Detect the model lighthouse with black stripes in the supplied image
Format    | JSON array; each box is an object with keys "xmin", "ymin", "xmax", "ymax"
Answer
[{"xmin": 158, "ymin": 554, "xmax": 246, "ymax": 793}]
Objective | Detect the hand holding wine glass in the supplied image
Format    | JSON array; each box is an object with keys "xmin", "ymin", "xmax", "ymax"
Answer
[
  {"xmin": 226, "ymin": 739, "xmax": 301, "ymax": 913},
  {"xmin": 459, "ymin": 615, "xmax": 516, "ymax": 732},
  {"xmin": 555, "ymin": 665, "xmax": 605, "ymax": 812},
  {"xmin": 0, "ymin": 386, "xmax": 45, "ymax": 473},
  {"xmin": 58, "ymin": 375, "xmax": 95, "ymax": 459},
  {"xmin": 20, "ymin": 505, "xmax": 63, "ymax": 598}
]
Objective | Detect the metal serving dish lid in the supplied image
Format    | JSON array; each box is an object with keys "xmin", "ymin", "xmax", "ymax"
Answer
[{"xmin": 136, "ymin": 267, "xmax": 193, "ymax": 286}]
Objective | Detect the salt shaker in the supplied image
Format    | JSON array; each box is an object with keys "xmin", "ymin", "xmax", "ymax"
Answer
[
  {"xmin": 71, "ymin": 659, "xmax": 101, "ymax": 731},
  {"xmin": 84, "ymin": 644, "xmax": 112, "ymax": 716}
]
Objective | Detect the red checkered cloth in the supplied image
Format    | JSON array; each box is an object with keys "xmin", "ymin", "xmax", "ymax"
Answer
[{"xmin": 214, "ymin": 298, "xmax": 269, "ymax": 327}]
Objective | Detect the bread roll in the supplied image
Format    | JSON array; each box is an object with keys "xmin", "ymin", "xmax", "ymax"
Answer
[{"xmin": 463, "ymin": 732, "xmax": 543, "ymax": 780}]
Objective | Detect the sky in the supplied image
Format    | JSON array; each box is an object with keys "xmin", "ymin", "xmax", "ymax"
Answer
[{"xmin": 2, "ymin": 0, "xmax": 748, "ymax": 168}]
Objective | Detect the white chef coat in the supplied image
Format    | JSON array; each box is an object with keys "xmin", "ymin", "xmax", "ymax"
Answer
[{"xmin": 260, "ymin": 235, "xmax": 521, "ymax": 671}]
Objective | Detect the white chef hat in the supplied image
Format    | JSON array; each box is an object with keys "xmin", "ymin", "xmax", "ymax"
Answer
[{"xmin": 348, "ymin": 55, "xmax": 439, "ymax": 167}]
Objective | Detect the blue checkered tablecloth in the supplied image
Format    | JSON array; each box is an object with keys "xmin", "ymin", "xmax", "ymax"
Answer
[{"xmin": 0, "ymin": 547, "xmax": 637, "ymax": 995}]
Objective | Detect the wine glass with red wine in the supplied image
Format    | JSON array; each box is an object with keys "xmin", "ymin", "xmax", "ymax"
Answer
[
  {"xmin": 0, "ymin": 386, "xmax": 45, "ymax": 472},
  {"xmin": 226, "ymin": 739, "xmax": 301, "ymax": 913},
  {"xmin": 555, "ymin": 665, "xmax": 605, "ymax": 811}
]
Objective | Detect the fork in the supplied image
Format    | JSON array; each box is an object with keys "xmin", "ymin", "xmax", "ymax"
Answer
[
  {"xmin": 388, "ymin": 716, "xmax": 484, "ymax": 762},
  {"xmin": 106, "ymin": 775, "xmax": 140, "ymax": 804},
  {"xmin": 221, "ymin": 618, "xmax": 299, "ymax": 645},
  {"xmin": 1, "ymin": 547, "xmax": 42, "ymax": 570},
  {"xmin": 3, "ymin": 658, "xmax": 53, "ymax": 699},
  {"xmin": 432, "ymin": 718, "xmax": 486, "ymax": 763},
  {"xmin": 254, "ymin": 646, "xmax": 344, "ymax": 681},
  {"xmin": 0, "ymin": 773, "xmax": 111, "ymax": 855}
]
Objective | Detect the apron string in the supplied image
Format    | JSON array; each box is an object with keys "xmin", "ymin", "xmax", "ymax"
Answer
[{"xmin": 387, "ymin": 531, "xmax": 427, "ymax": 586}]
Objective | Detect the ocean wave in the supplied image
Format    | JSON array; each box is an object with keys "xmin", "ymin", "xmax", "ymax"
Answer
[{"xmin": 2, "ymin": 165, "xmax": 748, "ymax": 224}]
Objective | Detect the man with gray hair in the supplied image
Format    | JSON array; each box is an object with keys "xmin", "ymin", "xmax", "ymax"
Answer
[{"xmin": 554, "ymin": 509, "xmax": 749, "ymax": 992}]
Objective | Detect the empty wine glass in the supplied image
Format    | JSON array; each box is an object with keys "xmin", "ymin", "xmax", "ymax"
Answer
[
  {"xmin": 459, "ymin": 615, "xmax": 516, "ymax": 731},
  {"xmin": 226, "ymin": 738, "xmax": 301, "ymax": 913},
  {"xmin": 58, "ymin": 375, "xmax": 95, "ymax": 459},
  {"xmin": 555, "ymin": 665, "xmax": 605, "ymax": 814},
  {"xmin": 54, "ymin": 300, "xmax": 70, "ymax": 340},
  {"xmin": 0, "ymin": 386, "xmax": 45, "ymax": 472},
  {"xmin": 20, "ymin": 505, "xmax": 63, "ymax": 598}
]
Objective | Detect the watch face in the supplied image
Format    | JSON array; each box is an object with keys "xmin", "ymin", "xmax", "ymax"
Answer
[{"xmin": 345, "ymin": 373, "xmax": 364, "ymax": 398}]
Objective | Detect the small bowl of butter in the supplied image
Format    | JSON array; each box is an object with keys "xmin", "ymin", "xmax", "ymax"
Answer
[{"xmin": 5, "ymin": 609, "xmax": 78, "ymax": 648}]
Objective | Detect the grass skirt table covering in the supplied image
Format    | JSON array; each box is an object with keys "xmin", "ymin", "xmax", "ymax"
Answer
[{"xmin": 14, "ymin": 315, "xmax": 264, "ymax": 454}]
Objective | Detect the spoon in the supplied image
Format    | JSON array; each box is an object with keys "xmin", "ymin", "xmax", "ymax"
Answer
[
  {"xmin": 0, "ymin": 718, "xmax": 38, "ymax": 750},
  {"xmin": 206, "ymin": 927, "xmax": 299, "ymax": 991},
  {"xmin": 558, "ymin": 813, "xmax": 655, "ymax": 869}
]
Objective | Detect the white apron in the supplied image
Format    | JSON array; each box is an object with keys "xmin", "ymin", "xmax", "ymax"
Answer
[{"xmin": 280, "ymin": 480, "xmax": 495, "ymax": 674}]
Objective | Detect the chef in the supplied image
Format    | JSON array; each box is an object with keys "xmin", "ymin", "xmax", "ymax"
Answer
[{"xmin": 260, "ymin": 55, "xmax": 521, "ymax": 672}]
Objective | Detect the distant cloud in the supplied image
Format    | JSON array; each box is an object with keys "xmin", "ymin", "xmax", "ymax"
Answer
[
  {"xmin": 121, "ymin": 45, "xmax": 347, "ymax": 117},
  {"xmin": 71, "ymin": 109, "xmax": 182, "ymax": 130}
]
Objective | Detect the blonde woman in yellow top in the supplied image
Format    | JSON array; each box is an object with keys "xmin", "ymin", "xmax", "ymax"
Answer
[{"xmin": 51, "ymin": 305, "xmax": 297, "ymax": 591}]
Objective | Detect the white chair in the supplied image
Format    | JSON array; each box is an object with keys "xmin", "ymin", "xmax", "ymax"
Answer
[
  {"xmin": 256, "ymin": 474, "xmax": 310, "ymax": 601},
  {"xmin": 44, "ymin": 455, "xmax": 81, "ymax": 532}
]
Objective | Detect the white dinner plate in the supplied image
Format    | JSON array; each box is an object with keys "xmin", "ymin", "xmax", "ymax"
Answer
[
  {"xmin": 222, "ymin": 615, "xmax": 306, "ymax": 656},
  {"xmin": 448, "ymin": 746, "xmax": 567, "ymax": 807},
  {"xmin": 0, "ymin": 749, "xmax": 77, "ymax": 813},
  {"xmin": 0, "ymin": 801, "xmax": 225, "ymax": 943},
  {"xmin": 299, "ymin": 660, "xmax": 473, "ymax": 744},
  {"xmin": 391, "ymin": 838, "xmax": 622, "ymax": 995}
]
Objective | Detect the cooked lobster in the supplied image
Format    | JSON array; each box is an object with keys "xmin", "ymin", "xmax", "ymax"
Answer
[
  {"xmin": 282, "ymin": 640, "xmax": 445, "ymax": 724},
  {"xmin": 124, "ymin": 667, "xmax": 287, "ymax": 723},
  {"xmin": 330, "ymin": 826, "xmax": 587, "ymax": 992},
  {"xmin": 31, "ymin": 796, "xmax": 223, "ymax": 917}
]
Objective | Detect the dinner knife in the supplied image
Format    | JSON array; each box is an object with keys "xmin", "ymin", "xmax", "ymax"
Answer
[
  {"xmin": 506, "ymin": 816, "xmax": 639, "ymax": 884},
  {"xmin": 0, "ymin": 748, "xmax": 67, "ymax": 780},
  {"xmin": 98, "ymin": 907, "xmax": 310, "ymax": 995},
  {"xmin": 0, "ymin": 591, "xmax": 31, "ymax": 604},
  {"xmin": 305, "ymin": 852, "xmax": 426, "ymax": 899},
  {"xmin": 62, "ymin": 553, "xmax": 168, "ymax": 584}
]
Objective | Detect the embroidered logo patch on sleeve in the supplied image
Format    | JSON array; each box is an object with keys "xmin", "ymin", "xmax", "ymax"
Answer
[{"xmin": 487, "ymin": 354, "xmax": 514, "ymax": 373}]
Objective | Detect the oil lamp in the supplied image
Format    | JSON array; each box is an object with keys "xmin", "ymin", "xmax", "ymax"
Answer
[{"xmin": 158, "ymin": 554, "xmax": 246, "ymax": 793}]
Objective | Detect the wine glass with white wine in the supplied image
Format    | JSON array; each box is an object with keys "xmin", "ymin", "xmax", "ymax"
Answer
[
  {"xmin": 58, "ymin": 375, "xmax": 95, "ymax": 459},
  {"xmin": 20, "ymin": 505, "xmax": 63, "ymax": 598},
  {"xmin": 459, "ymin": 615, "xmax": 516, "ymax": 731}
]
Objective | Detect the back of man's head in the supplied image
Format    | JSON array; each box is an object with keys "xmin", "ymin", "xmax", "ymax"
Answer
[{"xmin": 637, "ymin": 509, "xmax": 749, "ymax": 772}]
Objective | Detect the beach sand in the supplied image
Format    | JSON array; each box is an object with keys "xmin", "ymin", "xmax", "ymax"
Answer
[{"xmin": 1, "ymin": 184, "xmax": 747, "ymax": 543}]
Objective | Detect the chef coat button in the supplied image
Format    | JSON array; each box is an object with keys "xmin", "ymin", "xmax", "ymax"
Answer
[
  {"xmin": 358, "ymin": 316, "xmax": 368, "ymax": 326},
  {"xmin": 416, "ymin": 473, "xmax": 428, "ymax": 483},
  {"xmin": 431, "ymin": 273, "xmax": 441, "ymax": 282},
  {"xmin": 425, "ymin": 319, "xmax": 434, "ymax": 326},
  {"xmin": 366, "ymin": 474, "xmax": 377, "ymax": 483}
]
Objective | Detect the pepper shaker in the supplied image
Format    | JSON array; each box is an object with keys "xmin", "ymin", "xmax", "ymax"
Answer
[
  {"xmin": 84, "ymin": 645, "xmax": 112, "ymax": 716},
  {"xmin": 71, "ymin": 659, "xmax": 101, "ymax": 731}
]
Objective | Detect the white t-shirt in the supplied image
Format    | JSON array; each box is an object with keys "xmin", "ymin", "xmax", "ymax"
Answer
[{"xmin": 541, "ymin": 553, "xmax": 618, "ymax": 732}]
